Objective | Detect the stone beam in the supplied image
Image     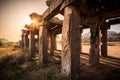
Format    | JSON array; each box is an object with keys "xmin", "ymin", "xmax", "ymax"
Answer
[
  {"xmin": 61, "ymin": 6, "xmax": 80, "ymax": 79},
  {"xmin": 42, "ymin": 0, "xmax": 63, "ymax": 20},
  {"xmin": 107, "ymin": 18, "xmax": 120, "ymax": 25},
  {"xmin": 46, "ymin": 0, "xmax": 57, "ymax": 7},
  {"xmin": 103, "ymin": 10, "xmax": 120, "ymax": 19},
  {"xmin": 80, "ymin": 17, "xmax": 99, "ymax": 25}
]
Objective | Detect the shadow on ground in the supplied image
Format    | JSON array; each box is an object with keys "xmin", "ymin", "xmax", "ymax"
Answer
[{"xmin": 0, "ymin": 49, "xmax": 120, "ymax": 80}]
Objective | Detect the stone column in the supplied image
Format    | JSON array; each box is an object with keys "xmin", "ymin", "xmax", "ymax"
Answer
[
  {"xmin": 29, "ymin": 30, "xmax": 36, "ymax": 58},
  {"xmin": 24, "ymin": 32, "xmax": 29, "ymax": 50},
  {"xmin": 89, "ymin": 23, "xmax": 100, "ymax": 65},
  {"xmin": 61, "ymin": 6, "xmax": 80, "ymax": 79},
  {"xmin": 80, "ymin": 28, "xmax": 83, "ymax": 53},
  {"xmin": 39, "ymin": 25, "xmax": 48, "ymax": 63},
  {"xmin": 21, "ymin": 34, "xmax": 24, "ymax": 49},
  {"xmin": 101, "ymin": 25, "xmax": 108, "ymax": 57},
  {"xmin": 35, "ymin": 31, "xmax": 39, "ymax": 53},
  {"xmin": 50, "ymin": 32, "xmax": 56, "ymax": 55}
]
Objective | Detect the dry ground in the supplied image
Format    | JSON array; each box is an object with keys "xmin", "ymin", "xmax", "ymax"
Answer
[
  {"xmin": 82, "ymin": 42, "xmax": 120, "ymax": 58},
  {"xmin": 0, "ymin": 42, "xmax": 120, "ymax": 80},
  {"xmin": 0, "ymin": 47, "xmax": 65, "ymax": 80}
]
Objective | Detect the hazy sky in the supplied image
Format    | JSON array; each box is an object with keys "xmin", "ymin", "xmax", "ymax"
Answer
[
  {"xmin": 0, "ymin": 0, "xmax": 48, "ymax": 41},
  {"xmin": 0, "ymin": 0, "xmax": 120, "ymax": 41}
]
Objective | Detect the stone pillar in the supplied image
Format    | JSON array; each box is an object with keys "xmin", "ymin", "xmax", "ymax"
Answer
[
  {"xmin": 101, "ymin": 25, "xmax": 108, "ymax": 57},
  {"xmin": 89, "ymin": 23, "xmax": 100, "ymax": 65},
  {"xmin": 50, "ymin": 32, "xmax": 56, "ymax": 55},
  {"xmin": 39, "ymin": 25, "xmax": 48, "ymax": 63},
  {"xmin": 80, "ymin": 28, "xmax": 83, "ymax": 53},
  {"xmin": 35, "ymin": 32, "xmax": 39, "ymax": 53},
  {"xmin": 61, "ymin": 6, "xmax": 80, "ymax": 79},
  {"xmin": 29, "ymin": 30, "xmax": 36, "ymax": 58},
  {"xmin": 21, "ymin": 34, "xmax": 24, "ymax": 49},
  {"xmin": 24, "ymin": 32, "xmax": 29, "ymax": 50}
]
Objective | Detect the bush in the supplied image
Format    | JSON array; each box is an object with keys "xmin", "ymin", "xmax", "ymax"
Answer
[{"xmin": 0, "ymin": 41, "xmax": 3, "ymax": 46}]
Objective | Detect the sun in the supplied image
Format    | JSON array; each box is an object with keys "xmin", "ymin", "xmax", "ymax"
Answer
[
  {"xmin": 32, "ymin": 20, "xmax": 36, "ymax": 24},
  {"xmin": 26, "ymin": 17, "xmax": 33, "ymax": 25}
]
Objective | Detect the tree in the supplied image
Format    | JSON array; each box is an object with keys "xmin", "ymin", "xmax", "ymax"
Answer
[{"xmin": 0, "ymin": 40, "xmax": 3, "ymax": 46}]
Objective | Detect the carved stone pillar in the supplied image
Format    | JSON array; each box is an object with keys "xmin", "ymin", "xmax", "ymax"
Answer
[
  {"xmin": 89, "ymin": 23, "xmax": 100, "ymax": 65},
  {"xmin": 101, "ymin": 25, "xmax": 108, "ymax": 57},
  {"xmin": 80, "ymin": 28, "xmax": 83, "ymax": 53},
  {"xmin": 24, "ymin": 32, "xmax": 29, "ymax": 50},
  {"xmin": 61, "ymin": 6, "xmax": 80, "ymax": 79},
  {"xmin": 29, "ymin": 30, "xmax": 36, "ymax": 58},
  {"xmin": 39, "ymin": 25, "xmax": 48, "ymax": 63},
  {"xmin": 21, "ymin": 34, "xmax": 24, "ymax": 49},
  {"xmin": 35, "ymin": 31, "xmax": 39, "ymax": 53},
  {"xmin": 50, "ymin": 32, "xmax": 56, "ymax": 55}
]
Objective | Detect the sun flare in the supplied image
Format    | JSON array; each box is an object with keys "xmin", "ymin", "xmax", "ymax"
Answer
[
  {"xmin": 26, "ymin": 17, "xmax": 36, "ymax": 25},
  {"xmin": 26, "ymin": 17, "xmax": 33, "ymax": 25}
]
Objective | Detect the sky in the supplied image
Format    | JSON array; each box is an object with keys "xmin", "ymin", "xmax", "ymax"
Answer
[
  {"xmin": 0, "ymin": 0, "xmax": 120, "ymax": 42},
  {"xmin": 0, "ymin": 0, "xmax": 48, "ymax": 42}
]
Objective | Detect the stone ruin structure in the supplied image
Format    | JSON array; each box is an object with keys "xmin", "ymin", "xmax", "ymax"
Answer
[{"xmin": 20, "ymin": 0, "xmax": 120, "ymax": 79}]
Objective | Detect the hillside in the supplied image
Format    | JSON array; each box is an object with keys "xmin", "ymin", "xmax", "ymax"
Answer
[
  {"xmin": 82, "ymin": 31, "xmax": 120, "ymax": 42},
  {"xmin": 0, "ymin": 38, "xmax": 9, "ymax": 43}
]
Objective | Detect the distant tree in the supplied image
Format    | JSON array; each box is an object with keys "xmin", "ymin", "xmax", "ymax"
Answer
[{"xmin": 0, "ymin": 40, "xmax": 3, "ymax": 46}]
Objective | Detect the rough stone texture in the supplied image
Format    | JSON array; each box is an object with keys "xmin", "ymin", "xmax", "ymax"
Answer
[
  {"xmin": 80, "ymin": 28, "xmax": 83, "ymax": 53},
  {"xmin": 46, "ymin": 0, "xmax": 56, "ymax": 6},
  {"xmin": 49, "ymin": 32, "xmax": 56, "ymax": 55},
  {"xmin": 21, "ymin": 34, "xmax": 24, "ymax": 49},
  {"xmin": 29, "ymin": 30, "xmax": 36, "ymax": 58},
  {"xmin": 101, "ymin": 25, "xmax": 107, "ymax": 57},
  {"xmin": 24, "ymin": 33, "xmax": 29, "ymax": 50},
  {"xmin": 35, "ymin": 34, "xmax": 39, "ymax": 53},
  {"xmin": 39, "ymin": 26, "xmax": 48, "ymax": 63},
  {"xmin": 89, "ymin": 24, "xmax": 100, "ymax": 65},
  {"xmin": 61, "ymin": 6, "xmax": 80, "ymax": 79}
]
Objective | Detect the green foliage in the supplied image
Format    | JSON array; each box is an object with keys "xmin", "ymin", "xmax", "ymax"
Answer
[{"xmin": 0, "ymin": 41, "xmax": 3, "ymax": 46}]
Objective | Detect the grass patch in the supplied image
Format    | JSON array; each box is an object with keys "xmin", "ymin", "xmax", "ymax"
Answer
[{"xmin": 0, "ymin": 48, "xmax": 65, "ymax": 80}]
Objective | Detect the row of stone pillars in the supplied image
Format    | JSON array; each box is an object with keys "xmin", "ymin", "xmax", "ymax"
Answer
[
  {"xmin": 20, "ymin": 5, "xmax": 109, "ymax": 80},
  {"xmin": 21, "ymin": 29, "xmax": 29, "ymax": 50},
  {"xmin": 61, "ymin": 6, "xmax": 109, "ymax": 79},
  {"xmin": 21, "ymin": 28, "xmax": 39, "ymax": 59},
  {"xmin": 21, "ymin": 26, "xmax": 57, "ymax": 61}
]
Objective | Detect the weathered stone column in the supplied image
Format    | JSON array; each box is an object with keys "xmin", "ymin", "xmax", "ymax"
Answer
[
  {"xmin": 80, "ymin": 28, "xmax": 83, "ymax": 53},
  {"xmin": 29, "ymin": 30, "xmax": 36, "ymax": 58},
  {"xmin": 39, "ymin": 25, "xmax": 48, "ymax": 63},
  {"xmin": 50, "ymin": 32, "xmax": 56, "ymax": 55},
  {"xmin": 89, "ymin": 23, "xmax": 100, "ymax": 65},
  {"xmin": 21, "ymin": 34, "xmax": 24, "ymax": 49},
  {"xmin": 61, "ymin": 6, "xmax": 80, "ymax": 79},
  {"xmin": 35, "ymin": 31, "xmax": 39, "ymax": 53},
  {"xmin": 101, "ymin": 25, "xmax": 107, "ymax": 57},
  {"xmin": 24, "ymin": 31, "xmax": 29, "ymax": 50}
]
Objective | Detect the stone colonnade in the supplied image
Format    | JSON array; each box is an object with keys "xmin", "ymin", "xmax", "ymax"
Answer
[{"xmin": 20, "ymin": 5, "xmax": 109, "ymax": 80}]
